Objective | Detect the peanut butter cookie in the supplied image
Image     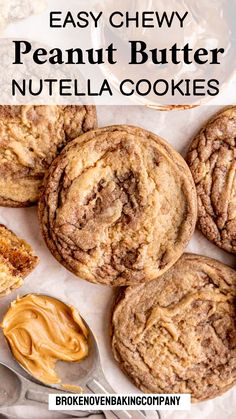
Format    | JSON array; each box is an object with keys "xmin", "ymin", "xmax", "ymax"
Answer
[
  {"xmin": 0, "ymin": 105, "xmax": 97, "ymax": 207},
  {"xmin": 186, "ymin": 107, "xmax": 236, "ymax": 253},
  {"xmin": 111, "ymin": 254, "xmax": 236, "ymax": 401},
  {"xmin": 39, "ymin": 125, "xmax": 197, "ymax": 286},
  {"xmin": 0, "ymin": 224, "xmax": 38, "ymax": 296}
]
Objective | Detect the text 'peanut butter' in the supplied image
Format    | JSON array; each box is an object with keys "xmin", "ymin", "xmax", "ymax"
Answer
[{"xmin": 1, "ymin": 294, "xmax": 89, "ymax": 385}]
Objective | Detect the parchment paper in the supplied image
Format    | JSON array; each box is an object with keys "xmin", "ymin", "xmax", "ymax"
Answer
[{"xmin": 0, "ymin": 105, "xmax": 235, "ymax": 419}]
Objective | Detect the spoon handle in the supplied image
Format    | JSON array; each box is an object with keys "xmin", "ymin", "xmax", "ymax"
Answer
[
  {"xmin": 86, "ymin": 368, "xmax": 146, "ymax": 419},
  {"xmin": 18, "ymin": 379, "xmax": 98, "ymax": 418}
]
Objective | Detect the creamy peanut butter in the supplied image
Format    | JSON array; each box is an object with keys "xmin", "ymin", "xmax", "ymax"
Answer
[
  {"xmin": 1, "ymin": 294, "xmax": 89, "ymax": 385},
  {"xmin": 61, "ymin": 384, "xmax": 83, "ymax": 393}
]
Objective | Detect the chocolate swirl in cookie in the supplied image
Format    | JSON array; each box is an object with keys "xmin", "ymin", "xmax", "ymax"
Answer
[
  {"xmin": 0, "ymin": 105, "xmax": 97, "ymax": 207},
  {"xmin": 187, "ymin": 107, "xmax": 236, "ymax": 253},
  {"xmin": 39, "ymin": 125, "xmax": 197, "ymax": 286},
  {"xmin": 111, "ymin": 254, "xmax": 236, "ymax": 401}
]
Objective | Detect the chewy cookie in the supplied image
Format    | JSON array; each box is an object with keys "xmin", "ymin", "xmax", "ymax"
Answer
[
  {"xmin": 186, "ymin": 107, "xmax": 236, "ymax": 253},
  {"xmin": 0, "ymin": 224, "xmax": 38, "ymax": 296},
  {"xmin": 111, "ymin": 254, "xmax": 236, "ymax": 401},
  {"xmin": 0, "ymin": 105, "xmax": 97, "ymax": 207},
  {"xmin": 39, "ymin": 125, "xmax": 197, "ymax": 286}
]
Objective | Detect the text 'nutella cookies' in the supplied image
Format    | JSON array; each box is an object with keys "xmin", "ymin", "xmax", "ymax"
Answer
[
  {"xmin": 0, "ymin": 225, "xmax": 38, "ymax": 297},
  {"xmin": 1, "ymin": 294, "xmax": 89, "ymax": 385},
  {"xmin": 0, "ymin": 105, "xmax": 97, "ymax": 207},
  {"xmin": 111, "ymin": 254, "xmax": 236, "ymax": 401},
  {"xmin": 187, "ymin": 107, "xmax": 236, "ymax": 253},
  {"xmin": 39, "ymin": 125, "xmax": 197, "ymax": 286}
]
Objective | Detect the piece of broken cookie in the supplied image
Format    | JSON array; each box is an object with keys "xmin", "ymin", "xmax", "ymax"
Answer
[{"xmin": 0, "ymin": 224, "xmax": 38, "ymax": 296}]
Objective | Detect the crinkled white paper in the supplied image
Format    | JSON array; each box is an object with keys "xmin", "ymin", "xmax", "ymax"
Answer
[{"xmin": 0, "ymin": 105, "xmax": 235, "ymax": 419}]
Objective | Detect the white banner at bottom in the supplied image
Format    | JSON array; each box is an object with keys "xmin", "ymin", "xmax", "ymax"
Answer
[{"xmin": 49, "ymin": 394, "xmax": 191, "ymax": 411}]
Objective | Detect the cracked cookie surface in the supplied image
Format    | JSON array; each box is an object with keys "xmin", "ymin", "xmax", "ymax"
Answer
[
  {"xmin": 111, "ymin": 254, "xmax": 236, "ymax": 401},
  {"xmin": 0, "ymin": 105, "xmax": 97, "ymax": 206},
  {"xmin": 186, "ymin": 107, "xmax": 236, "ymax": 253},
  {"xmin": 39, "ymin": 125, "xmax": 197, "ymax": 286},
  {"xmin": 0, "ymin": 224, "xmax": 38, "ymax": 296}
]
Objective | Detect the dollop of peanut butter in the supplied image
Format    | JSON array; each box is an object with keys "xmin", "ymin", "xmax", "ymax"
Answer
[{"xmin": 1, "ymin": 294, "xmax": 89, "ymax": 385}]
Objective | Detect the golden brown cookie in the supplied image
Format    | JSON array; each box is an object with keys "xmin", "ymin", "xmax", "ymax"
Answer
[
  {"xmin": 39, "ymin": 125, "xmax": 197, "ymax": 286},
  {"xmin": 186, "ymin": 107, "xmax": 236, "ymax": 253},
  {"xmin": 111, "ymin": 254, "xmax": 236, "ymax": 401},
  {"xmin": 0, "ymin": 224, "xmax": 38, "ymax": 296},
  {"xmin": 0, "ymin": 105, "xmax": 97, "ymax": 207}
]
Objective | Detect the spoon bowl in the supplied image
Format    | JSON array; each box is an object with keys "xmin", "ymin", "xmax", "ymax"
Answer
[
  {"xmin": 2, "ymin": 294, "xmax": 100, "ymax": 391},
  {"xmin": 55, "ymin": 317, "xmax": 100, "ymax": 388},
  {"xmin": 0, "ymin": 363, "xmax": 21, "ymax": 407}
]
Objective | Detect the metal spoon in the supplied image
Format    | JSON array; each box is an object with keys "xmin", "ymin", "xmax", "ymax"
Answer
[
  {"xmin": 1, "ymin": 295, "xmax": 146, "ymax": 419},
  {"xmin": 0, "ymin": 362, "xmax": 101, "ymax": 418}
]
